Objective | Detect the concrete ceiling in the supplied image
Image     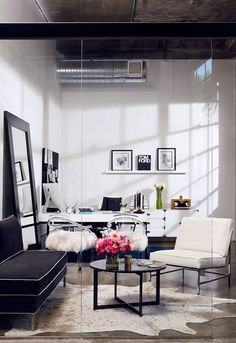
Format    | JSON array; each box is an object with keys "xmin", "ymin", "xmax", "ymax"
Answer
[
  {"xmin": 35, "ymin": 0, "xmax": 236, "ymax": 23},
  {"xmin": 35, "ymin": 0, "xmax": 236, "ymax": 59}
]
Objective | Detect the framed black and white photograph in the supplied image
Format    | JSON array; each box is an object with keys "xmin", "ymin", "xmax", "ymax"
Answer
[
  {"xmin": 157, "ymin": 148, "xmax": 176, "ymax": 171},
  {"xmin": 15, "ymin": 161, "xmax": 25, "ymax": 183},
  {"xmin": 111, "ymin": 150, "xmax": 133, "ymax": 171}
]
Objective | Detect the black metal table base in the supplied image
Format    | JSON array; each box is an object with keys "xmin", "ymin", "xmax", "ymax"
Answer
[{"xmin": 93, "ymin": 270, "xmax": 160, "ymax": 317}]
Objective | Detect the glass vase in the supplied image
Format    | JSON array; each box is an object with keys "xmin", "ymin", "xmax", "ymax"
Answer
[
  {"xmin": 106, "ymin": 253, "xmax": 119, "ymax": 270},
  {"xmin": 156, "ymin": 189, "xmax": 163, "ymax": 209}
]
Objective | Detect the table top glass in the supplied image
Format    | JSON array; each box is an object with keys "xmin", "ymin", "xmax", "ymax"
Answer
[{"xmin": 89, "ymin": 259, "xmax": 166, "ymax": 273}]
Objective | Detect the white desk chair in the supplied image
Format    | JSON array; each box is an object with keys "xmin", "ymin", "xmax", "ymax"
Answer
[
  {"xmin": 150, "ymin": 217, "xmax": 233, "ymax": 294},
  {"xmin": 105, "ymin": 214, "xmax": 148, "ymax": 253},
  {"xmin": 46, "ymin": 216, "xmax": 97, "ymax": 269}
]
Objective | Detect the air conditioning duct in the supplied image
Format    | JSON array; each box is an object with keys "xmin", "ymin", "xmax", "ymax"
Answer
[{"xmin": 56, "ymin": 60, "xmax": 147, "ymax": 84}]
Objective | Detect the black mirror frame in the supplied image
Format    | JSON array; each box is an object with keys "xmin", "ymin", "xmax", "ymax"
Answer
[{"xmin": 3, "ymin": 111, "xmax": 39, "ymax": 247}]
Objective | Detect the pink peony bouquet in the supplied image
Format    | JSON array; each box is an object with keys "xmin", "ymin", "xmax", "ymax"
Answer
[{"xmin": 95, "ymin": 232, "xmax": 131, "ymax": 255}]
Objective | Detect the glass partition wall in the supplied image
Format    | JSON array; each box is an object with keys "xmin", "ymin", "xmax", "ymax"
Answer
[
  {"xmin": 0, "ymin": 38, "xmax": 84, "ymax": 332},
  {"xmin": 78, "ymin": 38, "xmax": 214, "ymax": 337},
  {"xmin": 0, "ymin": 33, "xmax": 235, "ymax": 339},
  {"xmin": 79, "ymin": 37, "xmax": 235, "ymax": 339}
]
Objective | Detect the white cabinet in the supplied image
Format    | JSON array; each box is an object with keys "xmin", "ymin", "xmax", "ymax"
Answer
[
  {"xmin": 146, "ymin": 210, "xmax": 165, "ymax": 237},
  {"xmin": 147, "ymin": 209, "xmax": 199, "ymax": 238}
]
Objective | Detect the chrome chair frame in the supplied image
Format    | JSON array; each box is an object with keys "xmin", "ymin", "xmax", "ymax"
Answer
[
  {"xmin": 151, "ymin": 244, "xmax": 231, "ymax": 295},
  {"xmin": 105, "ymin": 214, "xmax": 148, "ymax": 258},
  {"xmin": 47, "ymin": 216, "xmax": 94, "ymax": 270}
]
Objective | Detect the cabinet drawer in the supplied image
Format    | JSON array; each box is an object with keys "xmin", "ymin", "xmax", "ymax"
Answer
[
  {"xmin": 147, "ymin": 210, "xmax": 165, "ymax": 220},
  {"xmin": 147, "ymin": 219, "xmax": 164, "ymax": 237}
]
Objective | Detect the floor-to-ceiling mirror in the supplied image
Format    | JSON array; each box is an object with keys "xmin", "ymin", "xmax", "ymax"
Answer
[{"xmin": 3, "ymin": 111, "xmax": 38, "ymax": 246}]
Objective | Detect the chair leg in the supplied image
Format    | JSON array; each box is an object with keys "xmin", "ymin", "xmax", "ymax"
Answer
[
  {"xmin": 228, "ymin": 246, "xmax": 231, "ymax": 287},
  {"xmin": 228, "ymin": 273, "xmax": 231, "ymax": 287},
  {"xmin": 228, "ymin": 262, "xmax": 231, "ymax": 287},
  {"xmin": 197, "ymin": 270, "xmax": 200, "ymax": 295},
  {"xmin": 31, "ymin": 314, "xmax": 36, "ymax": 331},
  {"xmin": 181, "ymin": 268, "xmax": 185, "ymax": 291},
  {"xmin": 63, "ymin": 276, "xmax": 66, "ymax": 287},
  {"xmin": 77, "ymin": 252, "xmax": 82, "ymax": 271}
]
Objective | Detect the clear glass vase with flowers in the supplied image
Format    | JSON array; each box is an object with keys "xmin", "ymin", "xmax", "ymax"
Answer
[{"xmin": 95, "ymin": 232, "xmax": 131, "ymax": 269}]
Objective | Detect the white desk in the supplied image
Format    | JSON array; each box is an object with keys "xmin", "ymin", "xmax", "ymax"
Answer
[
  {"xmin": 38, "ymin": 211, "xmax": 148, "ymax": 224},
  {"xmin": 39, "ymin": 211, "xmax": 149, "ymax": 237},
  {"xmin": 38, "ymin": 209, "xmax": 198, "ymax": 239}
]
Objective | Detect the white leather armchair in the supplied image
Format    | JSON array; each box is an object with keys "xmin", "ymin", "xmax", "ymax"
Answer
[{"xmin": 150, "ymin": 217, "xmax": 233, "ymax": 294}]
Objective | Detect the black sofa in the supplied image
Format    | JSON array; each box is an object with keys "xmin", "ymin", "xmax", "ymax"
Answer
[{"xmin": 0, "ymin": 215, "xmax": 67, "ymax": 330}]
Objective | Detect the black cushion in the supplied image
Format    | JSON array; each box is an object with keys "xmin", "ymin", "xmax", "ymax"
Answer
[
  {"xmin": 0, "ymin": 215, "xmax": 23, "ymax": 263},
  {"xmin": 101, "ymin": 197, "xmax": 122, "ymax": 211},
  {"xmin": 0, "ymin": 267, "xmax": 66, "ymax": 313},
  {"xmin": 0, "ymin": 216, "xmax": 68, "ymax": 315},
  {"xmin": 0, "ymin": 250, "xmax": 67, "ymax": 295}
]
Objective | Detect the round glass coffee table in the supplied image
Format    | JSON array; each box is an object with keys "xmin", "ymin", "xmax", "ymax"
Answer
[{"xmin": 90, "ymin": 259, "xmax": 166, "ymax": 317}]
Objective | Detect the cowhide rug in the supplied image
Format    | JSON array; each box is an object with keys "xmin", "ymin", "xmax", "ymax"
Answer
[{"xmin": 5, "ymin": 282, "xmax": 236, "ymax": 337}]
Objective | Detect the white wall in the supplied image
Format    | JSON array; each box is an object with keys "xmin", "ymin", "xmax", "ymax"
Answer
[
  {"xmin": 61, "ymin": 59, "xmax": 235, "ymax": 223},
  {"xmin": 0, "ymin": 39, "xmax": 62, "ymax": 226},
  {"xmin": 0, "ymin": 0, "xmax": 43, "ymax": 22},
  {"xmin": 1, "ymin": 1, "xmax": 233, "ymax": 239},
  {"xmin": 0, "ymin": 31, "xmax": 234, "ymax": 228},
  {"xmin": 0, "ymin": 1, "xmax": 63, "ymax": 245}
]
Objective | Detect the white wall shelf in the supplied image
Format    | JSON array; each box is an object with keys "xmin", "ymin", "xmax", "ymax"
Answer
[{"xmin": 103, "ymin": 170, "xmax": 186, "ymax": 175}]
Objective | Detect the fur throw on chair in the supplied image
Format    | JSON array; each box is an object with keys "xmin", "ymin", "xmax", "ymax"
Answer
[
  {"xmin": 125, "ymin": 231, "xmax": 148, "ymax": 251},
  {"xmin": 46, "ymin": 230, "xmax": 97, "ymax": 253}
]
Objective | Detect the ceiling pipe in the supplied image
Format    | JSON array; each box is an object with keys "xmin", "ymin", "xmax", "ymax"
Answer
[{"xmin": 56, "ymin": 60, "xmax": 147, "ymax": 84}]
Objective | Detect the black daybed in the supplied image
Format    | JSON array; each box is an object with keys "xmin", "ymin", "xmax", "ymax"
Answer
[{"xmin": 0, "ymin": 215, "xmax": 67, "ymax": 330}]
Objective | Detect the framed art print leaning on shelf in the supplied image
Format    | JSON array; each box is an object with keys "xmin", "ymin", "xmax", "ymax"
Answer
[
  {"xmin": 111, "ymin": 150, "xmax": 133, "ymax": 171},
  {"xmin": 157, "ymin": 148, "xmax": 176, "ymax": 171}
]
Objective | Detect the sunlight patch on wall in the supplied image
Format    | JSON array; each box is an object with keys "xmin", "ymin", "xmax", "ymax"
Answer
[
  {"xmin": 209, "ymin": 123, "xmax": 219, "ymax": 148},
  {"xmin": 191, "ymin": 126, "xmax": 208, "ymax": 156},
  {"xmin": 209, "ymin": 189, "xmax": 219, "ymax": 215},
  {"xmin": 166, "ymin": 130, "xmax": 190, "ymax": 163},
  {"xmin": 192, "ymin": 174, "xmax": 208, "ymax": 210},
  {"xmin": 211, "ymin": 167, "xmax": 219, "ymax": 193},
  {"xmin": 212, "ymin": 147, "xmax": 219, "ymax": 170},
  {"xmin": 168, "ymin": 104, "xmax": 190, "ymax": 132}
]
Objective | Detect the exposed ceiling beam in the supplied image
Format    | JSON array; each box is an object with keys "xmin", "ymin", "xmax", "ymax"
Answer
[{"xmin": 0, "ymin": 23, "xmax": 235, "ymax": 39}]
